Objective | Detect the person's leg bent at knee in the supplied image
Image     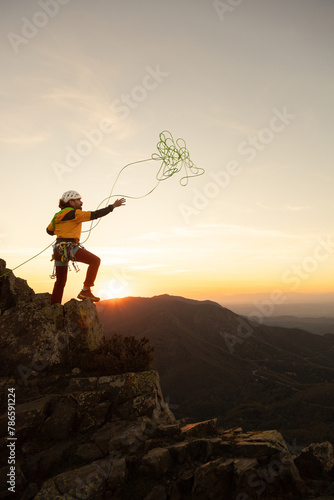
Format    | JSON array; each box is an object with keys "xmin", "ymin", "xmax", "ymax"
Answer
[{"xmin": 75, "ymin": 248, "xmax": 101, "ymax": 302}]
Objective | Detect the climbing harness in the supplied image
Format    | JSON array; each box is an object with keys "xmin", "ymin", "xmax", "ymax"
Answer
[{"xmin": 49, "ymin": 241, "xmax": 81, "ymax": 279}]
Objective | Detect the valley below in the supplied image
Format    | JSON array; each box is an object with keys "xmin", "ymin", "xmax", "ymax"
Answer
[{"xmin": 97, "ymin": 294, "xmax": 334, "ymax": 447}]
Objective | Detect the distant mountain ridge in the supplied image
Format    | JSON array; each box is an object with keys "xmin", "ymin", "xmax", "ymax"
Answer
[
  {"xmin": 250, "ymin": 315, "xmax": 334, "ymax": 335},
  {"xmin": 97, "ymin": 294, "xmax": 334, "ymax": 445}
]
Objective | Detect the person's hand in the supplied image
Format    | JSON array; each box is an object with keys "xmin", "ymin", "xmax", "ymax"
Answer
[{"xmin": 113, "ymin": 198, "xmax": 126, "ymax": 208}]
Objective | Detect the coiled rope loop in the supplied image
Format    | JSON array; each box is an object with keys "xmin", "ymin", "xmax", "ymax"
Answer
[{"xmin": 0, "ymin": 130, "xmax": 205, "ymax": 275}]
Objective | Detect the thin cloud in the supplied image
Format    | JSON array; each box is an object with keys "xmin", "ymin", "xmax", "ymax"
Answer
[
  {"xmin": 0, "ymin": 133, "xmax": 49, "ymax": 146},
  {"xmin": 257, "ymin": 202, "xmax": 310, "ymax": 212},
  {"xmin": 174, "ymin": 224, "xmax": 292, "ymax": 239},
  {"xmin": 128, "ymin": 224, "xmax": 294, "ymax": 244},
  {"xmin": 286, "ymin": 204, "xmax": 310, "ymax": 211}
]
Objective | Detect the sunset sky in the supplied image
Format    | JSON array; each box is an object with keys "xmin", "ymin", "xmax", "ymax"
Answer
[{"xmin": 1, "ymin": 0, "xmax": 334, "ymax": 309}]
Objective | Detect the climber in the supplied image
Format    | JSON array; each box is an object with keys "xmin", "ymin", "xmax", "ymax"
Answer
[{"xmin": 47, "ymin": 190, "xmax": 126, "ymax": 305}]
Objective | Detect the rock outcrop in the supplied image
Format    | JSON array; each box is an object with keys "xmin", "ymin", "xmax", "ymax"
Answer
[
  {"xmin": 0, "ymin": 260, "xmax": 334, "ymax": 499},
  {"xmin": 1, "ymin": 402, "xmax": 334, "ymax": 499},
  {"xmin": 0, "ymin": 370, "xmax": 175, "ymax": 499},
  {"xmin": 0, "ymin": 259, "xmax": 104, "ymax": 381},
  {"xmin": 0, "ymin": 259, "xmax": 35, "ymax": 314}
]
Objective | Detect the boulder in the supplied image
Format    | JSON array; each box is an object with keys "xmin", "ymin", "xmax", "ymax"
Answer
[
  {"xmin": 141, "ymin": 447, "xmax": 173, "ymax": 478},
  {"xmin": 21, "ymin": 441, "xmax": 74, "ymax": 481},
  {"xmin": 0, "ymin": 294, "xmax": 104, "ymax": 381},
  {"xmin": 166, "ymin": 441, "xmax": 188, "ymax": 463},
  {"xmin": 96, "ymin": 371, "xmax": 175, "ymax": 423},
  {"xmin": 181, "ymin": 418, "xmax": 217, "ymax": 437},
  {"xmin": 192, "ymin": 457, "xmax": 234, "ymax": 499},
  {"xmin": 234, "ymin": 430, "xmax": 291, "ymax": 459},
  {"xmin": 35, "ymin": 460, "xmax": 111, "ymax": 499},
  {"xmin": 74, "ymin": 442, "xmax": 105, "ymax": 464},
  {"xmin": 107, "ymin": 420, "xmax": 150, "ymax": 455},
  {"xmin": 0, "ymin": 395, "xmax": 51, "ymax": 441},
  {"xmin": 107, "ymin": 457, "xmax": 128, "ymax": 492},
  {"xmin": 187, "ymin": 438, "xmax": 214, "ymax": 461},
  {"xmin": 144, "ymin": 484, "xmax": 167, "ymax": 500},
  {"xmin": 41, "ymin": 396, "xmax": 78, "ymax": 441},
  {"xmin": 0, "ymin": 259, "xmax": 35, "ymax": 314},
  {"xmin": 232, "ymin": 454, "xmax": 305, "ymax": 499},
  {"xmin": 295, "ymin": 441, "xmax": 334, "ymax": 480},
  {"xmin": 63, "ymin": 298, "xmax": 104, "ymax": 350}
]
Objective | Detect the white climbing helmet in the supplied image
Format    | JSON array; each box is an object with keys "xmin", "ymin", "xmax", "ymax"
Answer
[{"xmin": 61, "ymin": 190, "xmax": 82, "ymax": 203}]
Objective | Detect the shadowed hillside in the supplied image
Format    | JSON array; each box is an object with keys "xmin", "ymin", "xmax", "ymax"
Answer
[{"xmin": 97, "ymin": 294, "xmax": 334, "ymax": 445}]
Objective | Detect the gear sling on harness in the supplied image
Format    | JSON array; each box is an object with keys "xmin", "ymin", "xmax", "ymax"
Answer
[
  {"xmin": 50, "ymin": 241, "xmax": 81, "ymax": 279},
  {"xmin": 49, "ymin": 206, "xmax": 81, "ymax": 278},
  {"xmin": 50, "ymin": 207, "xmax": 80, "ymax": 279}
]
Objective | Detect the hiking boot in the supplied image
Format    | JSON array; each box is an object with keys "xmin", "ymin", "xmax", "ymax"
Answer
[{"xmin": 77, "ymin": 289, "xmax": 100, "ymax": 302}]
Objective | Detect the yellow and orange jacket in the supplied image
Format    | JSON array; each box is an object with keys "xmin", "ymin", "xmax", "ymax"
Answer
[{"xmin": 46, "ymin": 206, "xmax": 113, "ymax": 242}]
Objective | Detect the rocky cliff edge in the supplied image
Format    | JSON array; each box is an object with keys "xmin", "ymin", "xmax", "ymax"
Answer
[{"xmin": 0, "ymin": 259, "xmax": 334, "ymax": 500}]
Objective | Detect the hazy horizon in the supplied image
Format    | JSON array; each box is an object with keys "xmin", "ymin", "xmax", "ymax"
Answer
[
  {"xmin": 221, "ymin": 297, "xmax": 334, "ymax": 318},
  {"xmin": 95, "ymin": 286, "xmax": 334, "ymax": 318}
]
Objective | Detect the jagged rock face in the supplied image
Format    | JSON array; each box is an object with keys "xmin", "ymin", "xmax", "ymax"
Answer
[
  {"xmin": 0, "ymin": 371, "xmax": 175, "ymax": 499},
  {"xmin": 2, "ymin": 390, "xmax": 333, "ymax": 500},
  {"xmin": 12, "ymin": 418, "xmax": 333, "ymax": 500},
  {"xmin": 0, "ymin": 262, "xmax": 104, "ymax": 379},
  {"xmin": 0, "ymin": 259, "xmax": 35, "ymax": 314},
  {"xmin": 295, "ymin": 441, "xmax": 334, "ymax": 480}
]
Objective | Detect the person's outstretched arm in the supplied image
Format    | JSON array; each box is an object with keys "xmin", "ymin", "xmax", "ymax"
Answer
[{"xmin": 89, "ymin": 198, "xmax": 126, "ymax": 220}]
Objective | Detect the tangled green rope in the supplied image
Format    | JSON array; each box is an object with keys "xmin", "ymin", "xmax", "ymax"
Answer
[
  {"xmin": 81, "ymin": 130, "xmax": 204, "ymax": 243},
  {"xmin": 154, "ymin": 130, "xmax": 204, "ymax": 185},
  {"xmin": 0, "ymin": 130, "xmax": 205, "ymax": 276}
]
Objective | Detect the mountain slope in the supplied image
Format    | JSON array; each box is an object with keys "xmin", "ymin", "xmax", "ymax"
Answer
[{"xmin": 97, "ymin": 294, "xmax": 334, "ymax": 444}]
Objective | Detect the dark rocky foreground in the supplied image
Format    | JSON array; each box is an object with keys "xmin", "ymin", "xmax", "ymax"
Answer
[{"xmin": 0, "ymin": 259, "xmax": 334, "ymax": 499}]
